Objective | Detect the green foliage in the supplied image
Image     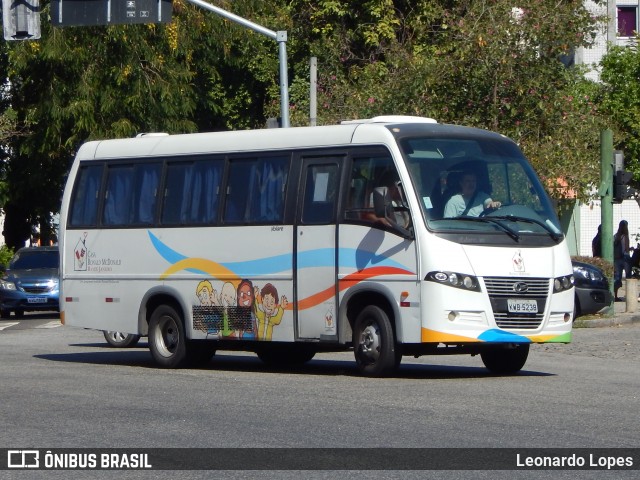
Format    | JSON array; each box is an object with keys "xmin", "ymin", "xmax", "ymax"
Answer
[
  {"xmin": 0, "ymin": 0, "xmax": 616, "ymax": 245},
  {"xmin": 599, "ymin": 41, "xmax": 640, "ymax": 180},
  {"xmin": 0, "ymin": 245, "xmax": 14, "ymax": 269}
]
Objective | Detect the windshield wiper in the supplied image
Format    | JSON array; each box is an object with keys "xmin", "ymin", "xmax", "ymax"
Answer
[
  {"xmin": 488, "ymin": 215, "xmax": 562, "ymax": 242},
  {"xmin": 457, "ymin": 216, "xmax": 520, "ymax": 241}
]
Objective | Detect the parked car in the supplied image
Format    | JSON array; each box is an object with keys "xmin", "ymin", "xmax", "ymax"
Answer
[
  {"xmin": 0, "ymin": 246, "xmax": 59, "ymax": 318},
  {"xmin": 572, "ymin": 260, "xmax": 612, "ymax": 319}
]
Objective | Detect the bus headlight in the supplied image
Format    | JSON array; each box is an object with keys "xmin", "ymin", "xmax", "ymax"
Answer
[
  {"xmin": 553, "ymin": 274, "xmax": 574, "ymax": 293},
  {"xmin": 426, "ymin": 271, "xmax": 480, "ymax": 292}
]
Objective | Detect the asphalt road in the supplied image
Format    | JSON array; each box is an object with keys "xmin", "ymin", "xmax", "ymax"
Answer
[{"xmin": 0, "ymin": 313, "xmax": 638, "ymax": 480}]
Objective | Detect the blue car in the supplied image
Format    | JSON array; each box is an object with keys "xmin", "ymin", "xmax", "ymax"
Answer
[
  {"xmin": 572, "ymin": 260, "xmax": 612, "ymax": 319},
  {"xmin": 0, "ymin": 246, "xmax": 59, "ymax": 318}
]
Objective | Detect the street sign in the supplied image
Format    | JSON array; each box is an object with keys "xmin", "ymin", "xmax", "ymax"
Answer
[
  {"xmin": 50, "ymin": 0, "xmax": 172, "ymax": 27},
  {"xmin": 2, "ymin": 0, "xmax": 41, "ymax": 40}
]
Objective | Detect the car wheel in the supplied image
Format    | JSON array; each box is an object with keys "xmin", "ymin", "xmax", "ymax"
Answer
[
  {"xmin": 103, "ymin": 330, "xmax": 141, "ymax": 348},
  {"xmin": 14, "ymin": 309, "xmax": 24, "ymax": 318},
  {"xmin": 480, "ymin": 344, "xmax": 530, "ymax": 374},
  {"xmin": 353, "ymin": 305, "xmax": 398, "ymax": 377},
  {"xmin": 0, "ymin": 309, "xmax": 11, "ymax": 319}
]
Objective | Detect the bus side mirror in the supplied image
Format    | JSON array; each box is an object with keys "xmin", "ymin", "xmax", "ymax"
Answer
[
  {"xmin": 372, "ymin": 187, "xmax": 413, "ymax": 239},
  {"xmin": 373, "ymin": 186, "xmax": 391, "ymax": 219}
]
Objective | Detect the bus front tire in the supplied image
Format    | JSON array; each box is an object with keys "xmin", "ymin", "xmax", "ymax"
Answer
[
  {"xmin": 353, "ymin": 305, "xmax": 398, "ymax": 377},
  {"xmin": 149, "ymin": 305, "xmax": 188, "ymax": 368},
  {"xmin": 480, "ymin": 344, "xmax": 530, "ymax": 374}
]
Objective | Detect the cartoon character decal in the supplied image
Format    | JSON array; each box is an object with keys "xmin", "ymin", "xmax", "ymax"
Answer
[
  {"xmin": 255, "ymin": 283, "xmax": 287, "ymax": 341},
  {"xmin": 196, "ymin": 280, "xmax": 215, "ymax": 306},
  {"xmin": 149, "ymin": 230, "xmax": 414, "ymax": 343},
  {"xmin": 193, "ymin": 279, "xmax": 262, "ymax": 340}
]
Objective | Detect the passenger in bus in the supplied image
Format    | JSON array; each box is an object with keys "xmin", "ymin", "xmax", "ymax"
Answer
[{"xmin": 443, "ymin": 170, "xmax": 501, "ymax": 218}]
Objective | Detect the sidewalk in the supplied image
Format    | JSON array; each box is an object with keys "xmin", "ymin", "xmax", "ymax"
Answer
[{"xmin": 574, "ymin": 280, "xmax": 640, "ymax": 328}]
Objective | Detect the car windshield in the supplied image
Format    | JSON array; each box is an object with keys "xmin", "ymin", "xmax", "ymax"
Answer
[
  {"xmin": 10, "ymin": 250, "xmax": 59, "ymax": 270},
  {"xmin": 399, "ymin": 135, "xmax": 562, "ymax": 239}
]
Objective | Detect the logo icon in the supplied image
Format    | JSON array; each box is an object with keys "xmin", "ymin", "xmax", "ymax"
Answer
[
  {"xmin": 8, "ymin": 450, "xmax": 39, "ymax": 468},
  {"xmin": 513, "ymin": 282, "xmax": 529, "ymax": 293},
  {"xmin": 74, "ymin": 233, "xmax": 88, "ymax": 271},
  {"xmin": 512, "ymin": 250, "xmax": 525, "ymax": 273}
]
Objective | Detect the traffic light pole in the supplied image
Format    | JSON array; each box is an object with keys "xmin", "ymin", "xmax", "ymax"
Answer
[
  {"xmin": 185, "ymin": 0, "xmax": 290, "ymax": 128},
  {"xmin": 600, "ymin": 129, "xmax": 614, "ymax": 306}
]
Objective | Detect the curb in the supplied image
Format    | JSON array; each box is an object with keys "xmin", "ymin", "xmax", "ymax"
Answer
[{"xmin": 574, "ymin": 313, "xmax": 640, "ymax": 328}]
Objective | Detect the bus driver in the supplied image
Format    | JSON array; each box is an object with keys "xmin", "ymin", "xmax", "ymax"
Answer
[{"xmin": 443, "ymin": 170, "xmax": 501, "ymax": 218}]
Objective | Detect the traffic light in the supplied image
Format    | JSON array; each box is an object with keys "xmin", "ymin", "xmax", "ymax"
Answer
[
  {"xmin": 2, "ymin": 0, "xmax": 41, "ymax": 40},
  {"xmin": 613, "ymin": 169, "xmax": 635, "ymax": 203},
  {"xmin": 612, "ymin": 150, "xmax": 635, "ymax": 203}
]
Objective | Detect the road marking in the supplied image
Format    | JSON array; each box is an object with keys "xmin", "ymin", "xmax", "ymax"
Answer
[
  {"xmin": 0, "ymin": 322, "xmax": 19, "ymax": 331},
  {"xmin": 35, "ymin": 320, "xmax": 63, "ymax": 329}
]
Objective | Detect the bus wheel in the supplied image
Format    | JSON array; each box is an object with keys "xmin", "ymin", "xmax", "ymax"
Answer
[
  {"xmin": 353, "ymin": 305, "xmax": 397, "ymax": 377},
  {"xmin": 103, "ymin": 331, "xmax": 141, "ymax": 348},
  {"xmin": 149, "ymin": 305, "xmax": 187, "ymax": 368},
  {"xmin": 480, "ymin": 344, "xmax": 530, "ymax": 374},
  {"xmin": 256, "ymin": 344, "xmax": 315, "ymax": 366}
]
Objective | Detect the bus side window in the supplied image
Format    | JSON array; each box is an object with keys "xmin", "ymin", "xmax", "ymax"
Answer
[
  {"xmin": 103, "ymin": 165, "xmax": 133, "ymax": 226},
  {"xmin": 102, "ymin": 163, "xmax": 161, "ymax": 226},
  {"xmin": 344, "ymin": 156, "xmax": 397, "ymax": 225},
  {"xmin": 131, "ymin": 163, "xmax": 161, "ymax": 225},
  {"xmin": 162, "ymin": 160, "xmax": 222, "ymax": 225},
  {"xmin": 224, "ymin": 156, "xmax": 289, "ymax": 224},
  {"xmin": 69, "ymin": 164, "xmax": 103, "ymax": 227},
  {"xmin": 302, "ymin": 164, "xmax": 338, "ymax": 224}
]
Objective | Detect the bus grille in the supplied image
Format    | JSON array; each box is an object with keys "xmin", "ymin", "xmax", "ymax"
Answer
[{"xmin": 483, "ymin": 277, "xmax": 550, "ymax": 330}]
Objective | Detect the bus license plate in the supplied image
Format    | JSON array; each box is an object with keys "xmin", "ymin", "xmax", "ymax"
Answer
[
  {"xmin": 27, "ymin": 297, "xmax": 47, "ymax": 304},
  {"xmin": 507, "ymin": 299, "xmax": 537, "ymax": 313}
]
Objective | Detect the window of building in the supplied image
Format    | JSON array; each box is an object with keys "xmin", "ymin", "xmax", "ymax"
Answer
[{"xmin": 618, "ymin": 6, "xmax": 638, "ymax": 37}]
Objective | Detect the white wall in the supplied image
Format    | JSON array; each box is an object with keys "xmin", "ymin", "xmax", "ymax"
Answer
[{"xmin": 578, "ymin": 199, "xmax": 640, "ymax": 256}]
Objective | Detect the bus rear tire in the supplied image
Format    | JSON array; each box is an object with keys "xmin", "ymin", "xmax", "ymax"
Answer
[
  {"xmin": 353, "ymin": 305, "xmax": 397, "ymax": 377},
  {"xmin": 103, "ymin": 330, "xmax": 141, "ymax": 348},
  {"xmin": 149, "ymin": 305, "xmax": 188, "ymax": 368},
  {"xmin": 480, "ymin": 344, "xmax": 530, "ymax": 374}
]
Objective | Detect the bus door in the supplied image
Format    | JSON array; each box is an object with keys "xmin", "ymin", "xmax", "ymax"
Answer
[{"xmin": 295, "ymin": 157, "xmax": 342, "ymax": 340}]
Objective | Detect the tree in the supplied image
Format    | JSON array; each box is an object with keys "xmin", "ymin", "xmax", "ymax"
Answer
[
  {"xmin": 281, "ymin": 0, "xmax": 608, "ymax": 200},
  {"xmin": 2, "ymin": 1, "xmax": 277, "ymax": 248},
  {"xmin": 0, "ymin": 0, "xmax": 613, "ymax": 247},
  {"xmin": 599, "ymin": 40, "xmax": 640, "ymax": 179}
]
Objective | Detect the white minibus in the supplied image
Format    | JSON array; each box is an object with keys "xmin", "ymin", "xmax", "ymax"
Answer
[{"xmin": 59, "ymin": 116, "xmax": 574, "ymax": 376}]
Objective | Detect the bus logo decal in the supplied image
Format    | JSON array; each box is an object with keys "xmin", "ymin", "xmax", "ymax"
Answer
[
  {"xmin": 512, "ymin": 250, "xmax": 525, "ymax": 273},
  {"xmin": 74, "ymin": 233, "xmax": 89, "ymax": 271},
  {"xmin": 513, "ymin": 282, "xmax": 529, "ymax": 293}
]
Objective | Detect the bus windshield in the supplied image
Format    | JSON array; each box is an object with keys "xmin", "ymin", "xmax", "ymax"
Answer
[{"xmin": 400, "ymin": 135, "xmax": 562, "ymax": 238}]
